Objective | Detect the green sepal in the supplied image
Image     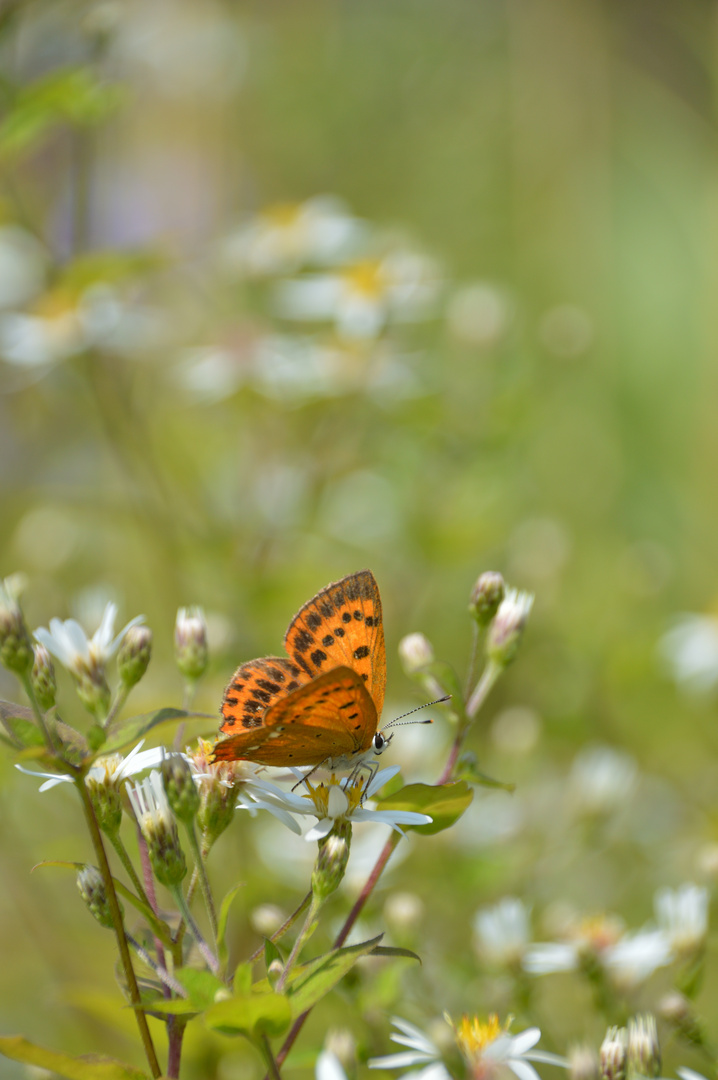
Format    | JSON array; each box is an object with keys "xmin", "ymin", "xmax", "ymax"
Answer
[
  {"xmin": 217, "ymin": 882, "xmax": 245, "ymax": 969},
  {"xmin": 0, "ymin": 1035, "xmax": 149, "ymax": 1080},
  {"xmin": 204, "ymin": 991, "xmax": 292, "ymax": 1039},
  {"xmin": 376, "ymin": 781, "xmax": 473, "ymax": 835},
  {"xmin": 88, "ymin": 725, "xmax": 107, "ymax": 751},
  {"xmin": 233, "ymin": 963, "xmax": 253, "ymax": 995},
  {"xmin": 455, "ymin": 752, "xmax": 516, "ymax": 792},
  {"xmin": 264, "ymin": 937, "xmax": 283, "ymax": 971},
  {"xmin": 175, "ymin": 968, "xmax": 228, "ymax": 1009}
]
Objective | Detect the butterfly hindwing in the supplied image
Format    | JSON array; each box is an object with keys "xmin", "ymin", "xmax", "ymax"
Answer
[
  {"xmin": 215, "ymin": 667, "xmax": 378, "ymax": 767},
  {"xmin": 219, "ymin": 656, "xmax": 309, "ymax": 736},
  {"xmin": 284, "ymin": 569, "xmax": 386, "ymax": 718}
]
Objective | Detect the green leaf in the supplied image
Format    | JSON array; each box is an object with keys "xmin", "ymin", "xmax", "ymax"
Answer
[
  {"xmin": 370, "ymin": 945, "xmax": 422, "ymax": 962},
  {"xmin": 175, "ymin": 968, "xmax": 227, "ymax": 1009},
  {"xmin": 376, "ymin": 781, "xmax": 473, "ymax": 835},
  {"xmin": 103, "ymin": 707, "xmax": 195, "ymax": 753},
  {"xmin": 3, "ymin": 715, "xmax": 46, "ymax": 747},
  {"xmin": 147, "ymin": 999, "xmax": 201, "ymax": 1017},
  {"xmin": 0, "ymin": 1036, "xmax": 149, "ymax": 1080},
  {"xmin": 204, "ymin": 992, "xmax": 292, "ymax": 1039},
  {"xmin": 217, "ymin": 882, "xmax": 245, "ymax": 969},
  {"xmin": 233, "ymin": 964, "xmax": 252, "ymax": 995},
  {"xmin": 456, "ymin": 752, "xmax": 516, "ymax": 792},
  {"xmin": 88, "ymin": 724, "xmax": 107, "ymax": 751},
  {"xmin": 284, "ymin": 935, "xmax": 383, "ymax": 1015}
]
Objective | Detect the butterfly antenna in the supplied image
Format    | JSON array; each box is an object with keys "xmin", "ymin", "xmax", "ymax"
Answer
[{"xmin": 384, "ymin": 694, "xmax": 451, "ymax": 730}]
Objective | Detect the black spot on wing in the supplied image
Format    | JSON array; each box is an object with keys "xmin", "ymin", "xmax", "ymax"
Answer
[
  {"xmin": 306, "ymin": 612, "xmax": 322, "ymax": 630},
  {"xmin": 310, "ymin": 649, "xmax": 327, "ymax": 666},
  {"xmin": 353, "ymin": 645, "xmax": 370, "ymax": 659}
]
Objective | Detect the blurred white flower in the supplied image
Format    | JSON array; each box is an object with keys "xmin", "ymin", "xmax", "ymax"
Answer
[
  {"xmin": 568, "ymin": 745, "xmax": 637, "ymax": 816},
  {"xmin": 654, "ymin": 883, "xmax": 709, "ymax": 958},
  {"xmin": 447, "ymin": 281, "xmax": 511, "ymax": 347},
  {"xmin": 473, "ymin": 897, "xmax": 532, "ymax": 967},
  {"xmin": 0, "ymin": 225, "xmax": 46, "ymax": 308},
  {"xmin": 317, "ymin": 1049, "xmax": 350, "ymax": 1080},
  {"xmin": 658, "ymin": 615, "xmax": 718, "ymax": 695},
  {"xmin": 273, "ymin": 250, "xmax": 441, "ymax": 340},
  {"xmin": 223, "ymin": 196, "xmax": 365, "ymax": 277},
  {"xmin": 0, "ymin": 289, "xmax": 85, "ymax": 367},
  {"xmin": 603, "ymin": 928, "xmax": 673, "ymax": 989}
]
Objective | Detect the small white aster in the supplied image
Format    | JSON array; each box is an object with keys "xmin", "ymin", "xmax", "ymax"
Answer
[
  {"xmin": 15, "ymin": 739, "xmax": 166, "ymax": 792},
  {"xmin": 473, "ymin": 897, "xmax": 532, "ymax": 967},
  {"xmin": 34, "ymin": 602, "xmax": 144, "ymax": 679},
  {"xmin": 654, "ymin": 883, "xmax": 709, "ymax": 958},
  {"xmin": 244, "ymin": 765, "xmax": 431, "ymax": 841}
]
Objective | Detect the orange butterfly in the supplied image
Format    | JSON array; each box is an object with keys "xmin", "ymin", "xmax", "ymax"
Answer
[{"xmin": 212, "ymin": 570, "xmax": 390, "ymax": 771}]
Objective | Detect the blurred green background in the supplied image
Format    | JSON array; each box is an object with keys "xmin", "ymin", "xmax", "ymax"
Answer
[{"xmin": 1, "ymin": 0, "xmax": 718, "ymax": 1077}]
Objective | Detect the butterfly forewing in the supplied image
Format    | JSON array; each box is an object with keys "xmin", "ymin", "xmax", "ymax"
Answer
[
  {"xmin": 219, "ymin": 656, "xmax": 309, "ymax": 736},
  {"xmin": 284, "ymin": 569, "xmax": 386, "ymax": 717}
]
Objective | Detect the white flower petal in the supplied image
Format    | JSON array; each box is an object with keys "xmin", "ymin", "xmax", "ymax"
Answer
[
  {"xmin": 506, "ymin": 1059, "xmax": 542, "ymax": 1080},
  {"xmin": 316, "ymin": 1049, "xmax": 348, "ymax": 1080},
  {"xmin": 505, "ymin": 1029, "xmax": 541, "ymax": 1056},
  {"xmin": 369, "ymin": 1051, "xmax": 437, "ymax": 1069},
  {"xmin": 365, "ymin": 764, "xmax": 401, "ymax": 797},
  {"xmin": 305, "ymin": 818, "xmax": 334, "ymax": 842}
]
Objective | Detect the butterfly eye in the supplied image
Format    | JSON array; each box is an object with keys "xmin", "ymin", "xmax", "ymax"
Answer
[{"xmin": 373, "ymin": 731, "xmax": 389, "ymax": 754}]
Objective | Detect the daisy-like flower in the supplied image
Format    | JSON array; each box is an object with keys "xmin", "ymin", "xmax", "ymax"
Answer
[
  {"xmin": 188, "ymin": 737, "xmax": 262, "ymax": 850},
  {"xmin": 370, "ymin": 1014, "xmax": 566, "ymax": 1080},
  {"xmin": 34, "ymin": 601, "xmax": 144, "ymax": 717},
  {"xmin": 245, "ymin": 765, "xmax": 431, "ymax": 840},
  {"xmin": 473, "ymin": 897, "xmax": 532, "ymax": 969},
  {"xmin": 15, "ymin": 739, "xmax": 166, "ymax": 792},
  {"xmin": 222, "ymin": 196, "xmax": 365, "ymax": 277},
  {"xmin": 653, "ymin": 883, "xmax": 708, "ymax": 959},
  {"xmin": 524, "ymin": 914, "xmax": 673, "ymax": 988},
  {"xmin": 568, "ymin": 745, "xmax": 637, "ymax": 817},
  {"xmin": 273, "ymin": 250, "xmax": 442, "ymax": 341}
]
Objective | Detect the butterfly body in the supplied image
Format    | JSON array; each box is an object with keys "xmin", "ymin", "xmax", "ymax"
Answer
[{"xmin": 213, "ymin": 570, "xmax": 388, "ymax": 770}]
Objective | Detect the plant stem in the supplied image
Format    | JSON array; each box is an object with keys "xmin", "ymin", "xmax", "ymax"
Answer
[
  {"xmin": 166, "ymin": 1017, "xmax": 187, "ymax": 1080},
  {"xmin": 76, "ymin": 780, "xmax": 161, "ymax": 1079},
  {"xmin": 105, "ymin": 681, "xmax": 130, "ymax": 729},
  {"xmin": 464, "ymin": 619, "xmax": 480, "ymax": 697},
  {"xmin": 108, "ymin": 832, "xmax": 152, "ymax": 909},
  {"xmin": 261, "ymin": 1032, "xmax": 282, "ymax": 1080},
  {"xmin": 171, "ymin": 885, "xmax": 220, "ymax": 975},
  {"xmin": 20, "ymin": 672, "xmax": 56, "ymax": 753},
  {"xmin": 248, "ymin": 891, "xmax": 312, "ymax": 963},
  {"xmin": 185, "ymin": 822, "xmax": 217, "ymax": 943},
  {"xmin": 126, "ymin": 934, "xmax": 187, "ymax": 997},
  {"xmin": 276, "ymin": 895, "xmax": 322, "ymax": 993},
  {"xmin": 438, "ymin": 660, "xmax": 502, "ymax": 786}
]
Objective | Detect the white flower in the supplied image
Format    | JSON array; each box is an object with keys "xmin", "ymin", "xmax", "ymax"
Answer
[
  {"xmin": 678, "ymin": 1070, "xmax": 710, "ymax": 1080},
  {"xmin": 486, "ymin": 589, "xmax": 534, "ymax": 667},
  {"xmin": 316, "ymin": 1049, "xmax": 351, "ymax": 1080},
  {"xmin": 15, "ymin": 739, "xmax": 166, "ymax": 792},
  {"xmin": 245, "ymin": 765, "xmax": 431, "ymax": 841},
  {"xmin": 523, "ymin": 915, "xmax": 672, "ymax": 987},
  {"xmin": 222, "ymin": 196, "xmax": 365, "ymax": 277},
  {"xmin": 370, "ymin": 1015, "xmax": 566, "ymax": 1080},
  {"xmin": 273, "ymin": 250, "xmax": 441, "ymax": 340},
  {"xmin": 127, "ymin": 769, "xmax": 174, "ymax": 834},
  {"xmin": 658, "ymin": 615, "xmax": 718, "ymax": 695},
  {"xmin": 473, "ymin": 897, "xmax": 532, "ymax": 967},
  {"xmin": 654, "ymin": 883, "xmax": 709, "ymax": 957},
  {"xmin": 568, "ymin": 745, "xmax": 637, "ymax": 816},
  {"xmin": 34, "ymin": 602, "xmax": 144, "ymax": 679}
]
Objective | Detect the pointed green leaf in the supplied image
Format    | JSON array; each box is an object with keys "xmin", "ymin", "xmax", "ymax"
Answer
[
  {"xmin": 103, "ymin": 707, "xmax": 194, "ymax": 753},
  {"xmin": 264, "ymin": 937, "xmax": 283, "ymax": 970},
  {"xmin": 147, "ymin": 999, "xmax": 201, "ymax": 1017},
  {"xmin": 217, "ymin": 882, "xmax": 245, "ymax": 968},
  {"xmin": 370, "ymin": 945, "xmax": 422, "ymax": 962},
  {"xmin": 204, "ymin": 992, "xmax": 292, "ymax": 1039},
  {"xmin": 284, "ymin": 935, "xmax": 383, "ymax": 1015},
  {"xmin": 88, "ymin": 725, "xmax": 107, "ymax": 751},
  {"xmin": 375, "ymin": 781, "xmax": 473, "ymax": 835},
  {"xmin": 0, "ymin": 1036, "xmax": 149, "ymax": 1079}
]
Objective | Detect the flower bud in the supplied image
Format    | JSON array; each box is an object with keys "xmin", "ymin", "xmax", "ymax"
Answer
[
  {"xmin": 175, "ymin": 606, "xmax": 208, "ymax": 682},
  {"xmin": 0, "ymin": 575, "xmax": 33, "ymax": 677},
  {"xmin": 161, "ymin": 752, "xmax": 200, "ymax": 825},
  {"xmin": 267, "ymin": 959, "xmax": 284, "ymax": 988},
  {"xmin": 657, "ymin": 992, "xmax": 703, "ymax": 1045},
  {"xmin": 190, "ymin": 737, "xmax": 246, "ymax": 851},
  {"xmin": 312, "ymin": 822, "xmax": 351, "ymax": 901},
  {"xmin": 599, "ymin": 1027, "xmax": 628, "ymax": 1080},
  {"xmin": 86, "ymin": 756, "xmax": 123, "ymax": 836},
  {"xmin": 469, "ymin": 571, "xmax": 505, "ymax": 627},
  {"xmin": 627, "ymin": 1015, "xmax": 660, "ymax": 1079},
  {"xmin": 399, "ymin": 632, "xmax": 435, "ymax": 675},
  {"xmin": 75, "ymin": 671, "xmax": 112, "ymax": 720},
  {"xmin": 77, "ymin": 864, "xmax": 118, "ymax": 929},
  {"xmin": 568, "ymin": 1044, "xmax": 599, "ymax": 1080},
  {"xmin": 486, "ymin": 589, "xmax": 534, "ymax": 667},
  {"xmin": 128, "ymin": 771, "xmax": 187, "ymax": 888},
  {"xmin": 31, "ymin": 643, "xmax": 56, "ymax": 711},
  {"xmin": 117, "ymin": 624, "xmax": 152, "ymax": 688}
]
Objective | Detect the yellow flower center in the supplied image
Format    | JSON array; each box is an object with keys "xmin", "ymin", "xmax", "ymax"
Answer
[
  {"xmin": 304, "ymin": 775, "xmax": 365, "ymax": 818},
  {"xmin": 573, "ymin": 914, "xmax": 623, "ymax": 953},
  {"xmin": 341, "ymin": 259, "xmax": 387, "ymax": 299},
  {"xmin": 455, "ymin": 1014, "xmax": 510, "ymax": 1058},
  {"xmin": 262, "ymin": 202, "xmax": 304, "ymax": 230}
]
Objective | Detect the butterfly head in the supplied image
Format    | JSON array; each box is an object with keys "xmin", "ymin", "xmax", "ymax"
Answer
[{"xmin": 372, "ymin": 729, "xmax": 394, "ymax": 756}]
